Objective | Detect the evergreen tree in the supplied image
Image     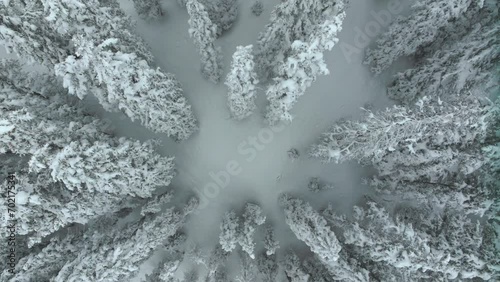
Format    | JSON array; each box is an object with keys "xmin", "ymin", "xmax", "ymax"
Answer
[
  {"xmin": 205, "ymin": 244, "xmax": 231, "ymax": 278},
  {"xmin": 364, "ymin": 0, "xmax": 480, "ymax": 74},
  {"xmin": 0, "ymin": 61, "xmax": 176, "ymax": 198},
  {"xmin": 0, "ymin": 0, "xmax": 69, "ymax": 65},
  {"xmin": 263, "ymin": 225, "xmax": 280, "ymax": 256},
  {"xmin": 240, "ymin": 203, "xmax": 266, "ymax": 259},
  {"xmin": 144, "ymin": 254, "xmax": 182, "ymax": 282},
  {"xmin": 179, "ymin": 0, "xmax": 238, "ymax": 37},
  {"xmin": 1, "ymin": 1, "xmax": 198, "ymax": 140},
  {"xmin": 235, "ymin": 251, "xmax": 258, "ymax": 282},
  {"xmin": 387, "ymin": 10, "xmax": 499, "ymax": 104},
  {"xmin": 264, "ymin": 14, "xmax": 345, "ymax": 124},
  {"xmin": 255, "ymin": 0, "xmax": 345, "ymax": 80},
  {"xmin": 225, "ymin": 45, "xmax": 259, "ymax": 120},
  {"xmin": 181, "ymin": 269, "xmax": 199, "ymax": 282},
  {"xmin": 0, "ymin": 166, "xmax": 126, "ymax": 247},
  {"xmin": 311, "ymin": 96, "xmax": 495, "ymax": 215},
  {"xmin": 282, "ymin": 250, "xmax": 309, "ymax": 282},
  {"xmin": 256, "ymin": 252, "xmax": 280, "ymax": 282},
  {"xmin": 133, "ymin": 0, "xmax": 164, "ymax": 21},
  {"xmin": 206, "ymin": 0, "xmax": 238, "ymax": 37},
  {"xmin": 187, "ymin": 0, "xmax": 223, "ymax": 83},
  {"xmin": 219, "ymin": 210, "xmax": 240, "ymax": 252},
  {"xmin": 52, "ymin": 198, "xmax": 197, "ymax": 282},
  {"xmin": 1, "ymin": 215, "xmax": 117, "ymax": 282},
  {"xmin": 310, "ymin": 96, "xmax": 490, "ymax": 164},
  {"xmin": 333, "ymin": 202, "xmax": 497, "ymax": 280},
  {"xmin": 56, "ymin": 36, "xmax": 198, "ymax": 140},
  {"xmin": 302, "ymin": 256, "xmax": 334, "ymax": 282},
  {"xmin": 140, "ymin": 190, "xmax": 175, "ymax": 216},
  {"xmin": 279, "ymin": 194, "xmax": 342, "ymax": 265}
]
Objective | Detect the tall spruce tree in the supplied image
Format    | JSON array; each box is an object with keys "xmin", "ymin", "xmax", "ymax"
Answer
[{"xmin": 187, "ymin": 0, "xmax": 223, "ymax": 83}]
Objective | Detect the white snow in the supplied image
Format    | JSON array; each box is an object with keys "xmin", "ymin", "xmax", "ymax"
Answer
[
  {"xmin": 15, "ymin": 191, "xmax": 29, "ymax": 205},
  {"xmin": 0, "ymin": 120, "xmax": 14, "ymax": 134}
]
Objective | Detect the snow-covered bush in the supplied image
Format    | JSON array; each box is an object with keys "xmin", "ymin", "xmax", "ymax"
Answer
[
  {"xmin": 287, "ymin": 148, "xmax": 300, "ymax": 161},
  {"xmin": 251, "ymin": 1, "xmax": 263, "ymax": 16},
  {"xmin": 308, "ymin": 177, "xmax": 334, "ymax": 193}
]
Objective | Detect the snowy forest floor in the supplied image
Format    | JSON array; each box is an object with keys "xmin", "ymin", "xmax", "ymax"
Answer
[{"xmin": 78, "ymin": 0, "xmax": 411, "ymax": 279}]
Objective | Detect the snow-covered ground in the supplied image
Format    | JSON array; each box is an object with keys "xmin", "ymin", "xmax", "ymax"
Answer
[{"xmin": 79, "ymin": 0, "xmax": 409, "ymax": 278}]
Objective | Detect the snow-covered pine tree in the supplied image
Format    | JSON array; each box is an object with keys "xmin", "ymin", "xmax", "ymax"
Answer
[
  {"xmin": 310, "ymin": 96, "xmax": 490, "ymax": 165},
  {"xmin": 179, "ymin": 0, "xmax": 238, "ymax": 37},
  {"xmin": 30, "ymin": 138, "xmax": 176, "ymax": 198},
  {"xmin": 263, "ymin": 225, "xmax": 280, "ymax": 256},
  {"xmin": 1, "ymin": 215, "xmax": 118, "ymax": 282},
  {"xmin": 207, "ymin": 266, "xmax": 229, "ymax": 282},
  {"xmin": 1, "ymin": 0, "xmax": 198, "ymax": 140},
  {"xmin": 0, "ymin": 0, "xmax": 69, "ymax": 65},
  {"xmin": 282, "ymin": 250, "xmax": 310, "ymax": 282},
  {"xmin": 210, "ymin": 0, "xmax": 238, "ymax": 37},
  {"xmin": 279, "ymin": 194, "xmax": 342, "ymax": 265},
  {"xmin": 235, "ymin": 251, "xmax": 258, "ymax": 282},
  {"xmin": 482, "ymin": 98, "xmax": 500, "ymax": 221},
  {"xmin": 364, "ymin": 0, "xmax": 480, "ymax": 74},
  {"xmin": 56, "ymin": 36, "xmax": 198, "ymax": 140},
  {"xmin": 336, "ymin": 202, "xmax": 497, "ymax": 280},
  {"xmin": 187, "ymin": 0, "xmax": 223, "ymax": 83},
  {"xmin": 264, "ymin": 14, "xmax": 345, "ymax": 124},
  {"xmin": 133, "ymin": 0, "xmax": 164, "ymax": 21},
  {"xmin": 239, "ymin": 203, "xmax": 266, "ymax": 259},
  {"xmin": 52, "ymin": 198, "xmax": 197, "ymax": 282},
  {"xmin": 0, "ymin": 165, "xmax": 126, "ymax": 247},
  {"xmin": 181, "ymin": 269, "xmax": 199, "ymax": 282},
  {"xmin": 144, "ymin": 253, "xmax": 183, "ymax": 282},
  {"xmin": 205, "ymin": 244, "xmax": 231, "ymax": 278},
  {"xmin": 225, "ymin": 45, "xmax": 259, "ymax": 120},
  {"xmin": 255, "ymin": 0, "xmax": 345, "ymax": 80},
  {"xmin": 140, "ymin": 190, "xmax": 175, "ymax": 216},
  {"xmin": 386, "ymin": 9, "xmax": 499, "ymax": 104},
  {"xmin": 219, "ymin": 210, "xmax": 240, "ymax": 252},
  {"xmin": 301, "ymin": 256, "xmax": 334, "ymax": 282},
  {"xmin": 256, "ymin": 252, "xmax": 280, "ymax": 282},
  {"xmin": 0, "ymin": 60, "xmax": 176, "ymax": 198},
  {"xmin": 311, "ymin": 95, "xmax": 495, "ymax": 214},
  {"xmin": 321, "ymin": 250, "xmax": 370, "ymax": 282},
  {"xmin": 40, "ymin": 0, "xmax": 154, "ymax": 63}
]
